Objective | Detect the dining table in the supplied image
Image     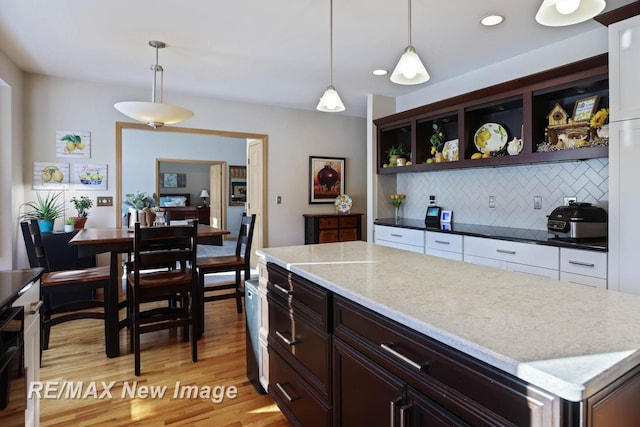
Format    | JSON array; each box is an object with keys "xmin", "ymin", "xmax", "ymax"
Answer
[{"xmin": 69, "ymin": 224, "xmax": 229, "ymax": 358}]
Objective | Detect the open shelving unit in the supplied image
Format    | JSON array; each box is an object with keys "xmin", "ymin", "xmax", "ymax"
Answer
[{"xmin": 375, "ymin": 54, "xmax": 609, "ymax": 174}]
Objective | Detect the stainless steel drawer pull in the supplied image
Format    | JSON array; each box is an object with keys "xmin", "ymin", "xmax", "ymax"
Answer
[
  {"xmin": 27, "ymin": 301, "xmax": 44, "ymax": 315},
  {"xmin": 275, "ymin": 382, "xmax": 296, "ymax": 402},
  {"xmin": 380, "ymin": 343, "xmax": 423, "ymax": 371},
  {"xmin": 273, "ymin": 283, "xmax": 293, "ymax": 295},
  {"xmin": 434, "ymin": 240, "xmax": 450, "ymax": 245},
  {"xmin": 568, "ymin": 260, "xmax": 595, "ymax": 267},
  {"xmin": 390, "ymin": 233, "xmax": 403, "ymax": 237},
  {"xmin": 496, "ymin": 249, "xmax": 516, "ymax": 255},
  {"xmin": 275, "ymin": 331, "xmax": 297, "ymax": 346}
]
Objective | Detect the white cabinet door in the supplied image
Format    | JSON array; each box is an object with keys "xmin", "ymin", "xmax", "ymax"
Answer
[
  {"xmin": 14, "ymin": 279, "xmax": 41, "ymax": 427},
  {"xmin": 609, "ymin": 14, "xmax": 640, "ymax": 121},
  {"xmin": 560, "ymin": 248, "xmax": 607, "ymax": 289}
]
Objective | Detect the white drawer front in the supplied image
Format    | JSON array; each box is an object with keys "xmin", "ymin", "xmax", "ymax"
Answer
[
  {"xmin": 560, "ymin": 271, "xmax": 607, "ymax": 289},
  {"xmin": 426, "ymin": 232, "xmax": 463, "ymax": 253},
  {"xmin": 560, "ymin": 248, "xmax": 607, "ymax": 279},
  {"xmin": 395, "ymin": 242, "xmax": 425, "ymax": 254},
  {"xmin": 427, "ymin": 248, "xmax": 463, "ymax": 261},
  {"xmin": 374, "ymin": 225, "xmax": 424, "ymax": 247},
  {"xmin": 507, "ymin": 263, "xmax": 559, "ymax": 280},
  {"xmin": 464, "ymin": 236, "xmax": 559, "ymax": 270},
  {"xmin": 464, "ymin": 254, "xmax": 507, "ymax": 270}
]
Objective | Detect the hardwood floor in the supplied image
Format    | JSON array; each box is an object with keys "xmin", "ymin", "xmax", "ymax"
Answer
[{"xmin": 39, "ymin": 297, "xmax": 291, "ymax": 426}]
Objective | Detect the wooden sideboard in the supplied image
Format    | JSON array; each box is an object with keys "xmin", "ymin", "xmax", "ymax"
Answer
[
  {"xmin": 303, "ymin": 213, "xmax": 362, "ymax": 244},
  {"xmin": 164, "ymin": 206, "xmax": 210, "ymax": 225}
]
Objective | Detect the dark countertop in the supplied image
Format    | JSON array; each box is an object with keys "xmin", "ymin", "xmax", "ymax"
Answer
[
  {"xmin": 0, "ymin": 268, "xmax": 44, "ymax": 313},
  {"xmin": 374, "ymin": 218, "xmax": 607, "ymax": 252}
]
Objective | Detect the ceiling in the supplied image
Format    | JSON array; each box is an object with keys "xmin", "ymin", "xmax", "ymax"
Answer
[{"xmin": 0, "ymin": 0, "xmax": 634, "ymax": 118}]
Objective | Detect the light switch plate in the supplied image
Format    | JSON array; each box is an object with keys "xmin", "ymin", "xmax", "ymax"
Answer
[
  {"xmin": 489, "ymin": 196, "xmax": 496, "ymax": 208},
  {"xmin": 534, "ymin": 196, "xmax": 542, "ymax": 210},
  {"xmin": 97, "ymin": 197, "xmax": 113, "ymax": 207}
]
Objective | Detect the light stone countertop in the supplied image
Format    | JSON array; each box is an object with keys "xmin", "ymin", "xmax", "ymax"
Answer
[{"xmin": 257, "ymin": 241, "xmax": 640, "ymax": 402}]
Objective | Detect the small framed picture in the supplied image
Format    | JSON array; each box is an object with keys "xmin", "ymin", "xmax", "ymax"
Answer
[
  {"xmin": 572, "ymin": 96, "xmax": 599, "ymax": 122},
  {"xmin": 441, "ymin": 210, "xmax": 452, "ymax": 224}
]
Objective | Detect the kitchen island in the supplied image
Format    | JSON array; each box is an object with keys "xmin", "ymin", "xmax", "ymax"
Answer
[{"xmin": 257, "ymin": 241, "xmax": 640, "ymax": 426}]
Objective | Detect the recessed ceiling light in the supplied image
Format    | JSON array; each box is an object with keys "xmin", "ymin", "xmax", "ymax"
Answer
[
  {"xmin": 481, "ymin": 15, "xmax": 504, "ymax": 26},
  {"xmin": 373, "ymin": 69, "xmax": 388, "ymax": 76}
]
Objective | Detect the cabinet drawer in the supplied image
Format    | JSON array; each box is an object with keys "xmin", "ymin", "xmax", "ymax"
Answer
[
  {"xmin": 268, "ymin": 296, "xmax": 331, "ymax": 398},
  {"xmin": 318, "ymin": 217, "xmax": 338, "ymax": 229},
  {"xmin": 426, "ymin": 232, "xmax": 463, "ymax": 254},
  {"xmin": 507, "ymin": 263, "xmax": 559, "ymax": 280},
  {"xmin": 338, "ymin": 228, "xmax": 357, "ymax": 241},
  {"xmin": 375, "ymin": 225, "xmax": 424, "ymax": 247},
  {"xmin": 464, "ymin": 236, "xmax": 559, "ymax": 270},
  {"xmin": 267, "ymin": 263, "xmax": 330, "ymax": 330},
  {"xmin": 269, "ymin": 349, "xmax": 331, "ymax": 427},
  {"xmin": 338, "ymin": 216, "xmax": 357, "ymax": 228},
  {"xmin": 427, "ymin": 248, "xmax": 463, "ymax": 261},
  {"xmin": 560, "ymin": 271, "xmax": 607, "ymax": 289},
  {"xmin": 560, "ymin": 248, "xmax": 607, "ymax": 279},
  {"xmin": 333, "ymin": 296, "xmax": 558, "ymax": 427},
  {"xmin": 318, "ymin": 230, "xmax": 339, "ymax": 243}
]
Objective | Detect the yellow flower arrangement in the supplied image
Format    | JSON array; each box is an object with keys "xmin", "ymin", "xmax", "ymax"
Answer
[
  {"xmin": 390, "ymin": 193, "xmax": 406, "ymax": 208},
  {"xmin": 590, "ymin": 108, "xmax": 609, "ymax": 129}
]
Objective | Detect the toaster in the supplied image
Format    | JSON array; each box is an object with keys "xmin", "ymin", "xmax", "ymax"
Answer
[{"xmin": 547, "ymin": 202, "xmax": 608, "ymax": 239}]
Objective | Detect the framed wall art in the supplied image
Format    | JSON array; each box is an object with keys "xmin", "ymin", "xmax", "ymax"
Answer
[
  {"xmin": 572, "ymin": 96, "xmax": 599, "ymax": 122},
  {"xmin": 229, "ymin": 165, "xmax": 247, "ymax": 206},
  {"xmin": 56, "ymin": 130, "xmax": 91, "ymax": 158},
  {"xmin": 160, "ymin": 173, "xmax": 187, "ymax": 188},
  {"xmin": 309, "ymin": 156, "xmax": 345, "ymax": 204},
  {"xmin": 33, "ymin": 162, "xmax": 70, "ymax": 190},
  {"xmin": 73, "ymin": 163, "xmax": 107, "ymax": 190}
]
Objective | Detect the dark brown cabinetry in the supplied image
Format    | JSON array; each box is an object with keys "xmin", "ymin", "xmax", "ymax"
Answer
[
  {"xmin": 376, "ymin": 54, "xmax": 608, "ymax": 173},
  {"xmin": 303, "ymin": 213, "xmax": 362, "ymax": 244},
  {"xmin": 197, "ymin": 207, "xmax": 210, "ymax": 225},
  {"xmin": 266, "ymin": 263, "xmax": 332, "ymax": 426}
]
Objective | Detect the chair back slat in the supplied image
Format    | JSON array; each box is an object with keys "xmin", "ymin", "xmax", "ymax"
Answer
[
  {"xmin": 235, "ymin": 213, "xmax": 257, "ymax": 260},
  {"xmin": 21, "ymin": 221, "xmax": 39, "ymax": 268},
  {"xmin": 132, "ymin": 221, "xmax": 198, "ymax": 274},
  {"xmin": 26, "ymin": 220, "xmax": 51, "ymax": 272}
]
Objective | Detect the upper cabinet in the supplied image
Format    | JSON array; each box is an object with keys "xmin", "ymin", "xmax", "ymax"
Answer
[{"xmin": 375, "ymin": 54, "xmax": 609, "ymax": 174}]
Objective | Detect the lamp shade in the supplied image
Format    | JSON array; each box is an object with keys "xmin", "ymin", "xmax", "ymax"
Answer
[
  {"xmin": 535, "ymin": 0, "xmax": 606, "ymax": 26},
  {"xmin": 114, "ymin": 101, "xmax": 194, "ymax": 128},
  {"xmin": 199, "ymin": 189, "xmax": 210, "ymax": 198},
  {"xmin": 390, "ymin": 46, "xmax": 430, "ymax": 85},
  {"xmin": 317, "ymin": 85, "xmax": 346, "ymax": 112}
]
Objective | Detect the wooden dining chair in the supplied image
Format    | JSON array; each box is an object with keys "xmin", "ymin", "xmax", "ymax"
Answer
[
  {"xmin": 21, "ymin": 220, "xmax": 109, "ymax": 350},
  {"xmin": 127, "ymin": 221, "xmax": 198, "ymax": 376},
  {"xmin": 196, "ymin": 213, "xmax": 256, "ymax": 335}
]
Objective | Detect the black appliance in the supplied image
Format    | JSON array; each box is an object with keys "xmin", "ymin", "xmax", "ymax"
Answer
[
  {"xmin": 425, "ymin": 206, "xmax": 442, "ymax": 228},
  {"xmin": 547, "ymin": 202, "xmax": 608, "ymax": 239}
]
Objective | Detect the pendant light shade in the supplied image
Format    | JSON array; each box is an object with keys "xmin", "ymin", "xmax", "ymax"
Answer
[
  {"xmin": 114, "ymin": 41, "xmax": 194, "ymax": 128},
  {"xmin": 316, "ymin": 0, "xmax": 345, "ymax": 113},
  {"xmin": 535, "ymin": 0, "xmax": 606, "ymax": 26},
  {"xmin": 391, "ymin": 0, "xmax": 430, "ymax": 85}
]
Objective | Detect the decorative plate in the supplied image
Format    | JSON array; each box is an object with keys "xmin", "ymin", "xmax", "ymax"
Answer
[
  {"xmin": 334, "ymin": 194, "xmax": 353, "ymax": 213},
  {"xmin": 474, "ymin": 123, "xmax": 508, "ymax": 153},
  {"xmin": 442, "ymin": 139, "xmax": 459, "ymax": 161}
]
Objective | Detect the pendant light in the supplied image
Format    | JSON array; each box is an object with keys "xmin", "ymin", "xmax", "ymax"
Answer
[
  {"xmin": 390, "ymin": 0, "xmax": 430, "ymax": 85},
  {"xmin": 317, "ymin": 0, "xmax": 345, "ymax": 113},
  {"xmin": 535, "ymin": 0, "xmax": 606, "ymax": 26},
  {"xmin": 115, "ymin": 41, "xmax": 194, "ymax": 128}
]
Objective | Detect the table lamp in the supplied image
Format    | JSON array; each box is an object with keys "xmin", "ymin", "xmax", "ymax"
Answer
[{"xmin": 200, "ymin": 189, "xmax": 210, "ymax": 207}]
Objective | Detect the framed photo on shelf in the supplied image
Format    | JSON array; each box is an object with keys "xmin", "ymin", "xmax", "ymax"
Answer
[
  {"xmin": 572, "ymin": 96, "xmax": 599, "ymax": 122},
  {"xmin": 309, "ymin": 156, "xmax": 345, "ymax": 204}
]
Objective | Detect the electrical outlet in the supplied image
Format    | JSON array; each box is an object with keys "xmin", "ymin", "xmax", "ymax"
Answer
[
  {"xmin": 97, "ymin": 197, "xmax": 112, "ymax": 207},
  {"xmin": 564, "ymin": 196, "xmax": 577, "ymax": 206},
  {"xmin": 534, "ymin": 196, "xmax": 542, "ymax": 210},
  {"xmin": 429, "ymin": 195, "xmax": 436, "ymax": 206},
  {"xmin": 489, "ymin": 196, "xmax": 496, "ymax": 208}
]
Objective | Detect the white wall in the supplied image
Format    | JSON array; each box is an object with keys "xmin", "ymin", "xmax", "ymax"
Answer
[
  {"xmin": 0, "ymin": 48, "xmax": 24, "ymax": 269},
  {"xmin": 20, "ymin": 73, "xmax": 366, "ymax": 266}
]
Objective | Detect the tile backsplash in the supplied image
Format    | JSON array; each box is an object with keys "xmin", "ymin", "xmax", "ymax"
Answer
[{"xmin": 397, "ymin": 158, "xmax": 608, "ymax": 231}]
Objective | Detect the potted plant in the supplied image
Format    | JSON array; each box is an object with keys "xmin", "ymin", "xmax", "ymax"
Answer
[
  {"xmin": 69, "ymin": 195, "xmax": 93, "ymax": 229},
  {"xmin": 385, "ymin": 145, "xmax": 410, "ymax": 166},
  {"xmin": 124, "ymin": 191, "xmax": 158, "ymax": 227},
  {"xmin": 64, "ymin": 217, "xmax": 75, "ymax": 232},
  {"xmin": 20, "ymin": 191, "xmax": 64, "ymax": 233}
]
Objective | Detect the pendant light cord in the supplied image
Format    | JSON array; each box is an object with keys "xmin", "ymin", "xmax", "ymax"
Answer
[
  {"xmin": 408, "ymin": 0, "xmax": 412, "ymax": 46},
  {"xmin": 329, "ymin": 0, "xmax": 334, "ymax": 86}
]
